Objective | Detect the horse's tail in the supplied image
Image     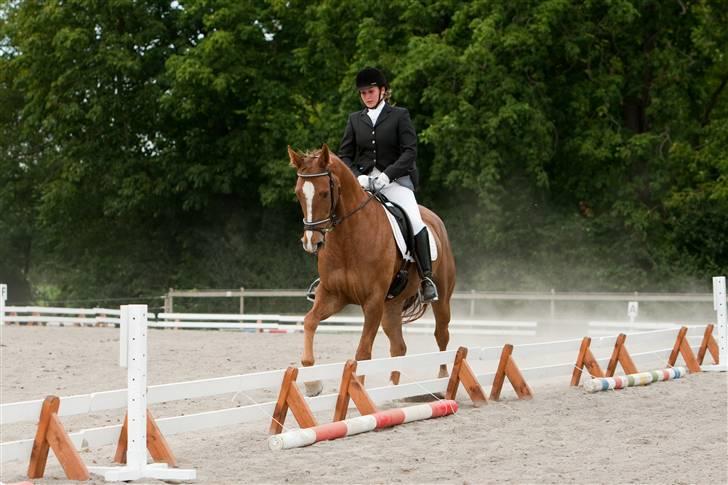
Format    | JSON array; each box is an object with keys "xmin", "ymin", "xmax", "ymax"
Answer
[{"xmin": 401, "ymin": 295, "xmax": 428, "ymax": 324}]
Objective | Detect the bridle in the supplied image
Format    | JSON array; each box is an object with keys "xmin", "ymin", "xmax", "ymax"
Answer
[
  {"xmin": 296, "ymin": 169, "xmax": 377, "ymax": 238},
  {"xmin": 297, "ymin": 170, "xmax": 339, "ymax": 236}
]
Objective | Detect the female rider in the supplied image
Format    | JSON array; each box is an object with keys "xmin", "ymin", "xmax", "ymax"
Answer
[{"xmin": 324, "ymin": 67, "xmax": 438, "ymax": 303}]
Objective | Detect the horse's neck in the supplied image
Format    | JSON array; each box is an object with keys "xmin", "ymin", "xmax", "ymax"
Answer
[
  {"xmin": 333, "ymin": 165, "xmax": 370, "ymax": 224},
  {"xmin": 336, "ymin": 162, "xmax": 378, "ymax": 233}
]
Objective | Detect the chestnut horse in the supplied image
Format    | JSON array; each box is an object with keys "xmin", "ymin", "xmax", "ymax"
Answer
[{"xmin": 289, "ymin": 144, "xmax": 456, "ymax": 396}]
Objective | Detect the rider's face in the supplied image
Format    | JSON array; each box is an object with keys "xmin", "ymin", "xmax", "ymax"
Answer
[{"xmin": 359, "ymin": 86, "xmax": 384, "ymax": 109}]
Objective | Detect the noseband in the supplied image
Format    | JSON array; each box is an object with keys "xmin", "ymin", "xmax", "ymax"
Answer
[{"xmin": 296, "ymin": 169, "xmax": 377, "ymax": 239}]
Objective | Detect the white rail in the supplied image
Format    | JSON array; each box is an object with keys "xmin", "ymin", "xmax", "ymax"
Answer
[{"xmin": 6, "ymin": 305, "xmax": 705, "ymax": 337}]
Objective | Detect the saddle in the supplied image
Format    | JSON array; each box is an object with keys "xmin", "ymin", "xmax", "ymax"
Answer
[
  {"xmin": 374, "ymin": 193, "xmax": 415, "ymax": 258},
  {"xmin": 374, "ymin": 193, "xmax": 415, "ymax": 299}
]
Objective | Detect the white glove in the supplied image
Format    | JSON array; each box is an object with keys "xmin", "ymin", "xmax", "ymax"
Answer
[
  {"xmin": 357, "ymin": 174, "xmax": 370, "ymax": 189},
  {"xmin": 371, "ymin": 172, "xmax": 390, "ymax": 191}
]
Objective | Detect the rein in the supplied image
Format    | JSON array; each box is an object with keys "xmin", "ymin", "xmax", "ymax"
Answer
[{"xmin": 297, "ymin": 170, "xmax": 377, "ymax": 236}]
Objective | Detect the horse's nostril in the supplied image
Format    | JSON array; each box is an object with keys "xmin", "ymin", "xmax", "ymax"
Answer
[{"xmin": 316, "ymin": 241, "xmax": 324, "ymax": 250}]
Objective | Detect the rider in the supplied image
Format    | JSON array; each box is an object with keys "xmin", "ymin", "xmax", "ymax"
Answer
[{"xmin": 307, "ymin": 67, "xmax": 438, "ymax": 303}]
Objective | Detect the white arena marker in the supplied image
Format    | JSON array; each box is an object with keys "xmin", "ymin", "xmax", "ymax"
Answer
[
  {"xmin": 0, "ymin": 283, "xmax": 6, "ymax": 327},
  {"xmin": 88, "ymin": 305, "xmax": 196, "ymax": 481},
  {"xmin": 702, "ymin": 276, "xmax": 727, "ymax": 372}
]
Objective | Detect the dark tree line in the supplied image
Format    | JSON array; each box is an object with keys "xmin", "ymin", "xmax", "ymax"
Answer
[{"xmin": 1, "ymin": 0, "xmax": 726, "ymax": 303}]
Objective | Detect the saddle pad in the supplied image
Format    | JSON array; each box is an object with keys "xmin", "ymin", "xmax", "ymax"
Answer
[{"xmin": 383, "ymin": 211, "xmax": 438, "ymax": 262}]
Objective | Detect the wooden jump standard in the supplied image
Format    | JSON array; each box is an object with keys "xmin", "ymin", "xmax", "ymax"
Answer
[
  {"xmin": 24, "ymin": 343, "xmax": 534, "ymax": 479},
  {"xmin": 572, "ymin": 325, "xmax": 719, "ymax": 387},
  {"xmin": 270, "ymin": 345, "xmax": 533, "ymax": 435}
]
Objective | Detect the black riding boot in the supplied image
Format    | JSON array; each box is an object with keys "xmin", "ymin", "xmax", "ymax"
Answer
[
  {"xmin": 306, "ymin": 277, "xmax": 320, "ymax": 302},
  {"xmin": 413, "ymin": 228, "xmax": 439, "ymax": 303}
]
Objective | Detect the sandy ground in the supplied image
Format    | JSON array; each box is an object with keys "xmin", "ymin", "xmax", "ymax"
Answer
[{"xmin": 1, "ymin": 324, "xmax": 726, "ymax": 484}]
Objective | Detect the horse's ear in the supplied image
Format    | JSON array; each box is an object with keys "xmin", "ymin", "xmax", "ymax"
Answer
[
  {"xmin": 288, "ymin": 146, "xmax": 303, "ymax": 168},
  {"xmin": 320, "ymin": 144, "xmax": 331, "ymax": 167}
]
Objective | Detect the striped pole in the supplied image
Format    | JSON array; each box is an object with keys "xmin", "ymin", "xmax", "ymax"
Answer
[
  {"xmin": 268, "ymin": 400, "xmax": 458, "ymax": 451},
  {"xmin": 583, "ymin": 367, "xmax": 688, "ymax": 393}
]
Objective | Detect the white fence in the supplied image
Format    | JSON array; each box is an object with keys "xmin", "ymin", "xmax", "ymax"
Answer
[
  {"xmin": 3, "ymin": 305, "xmax": 700, "ymax": 336},
  {"xmin": 163, "ymin": 288, "xmax": 714, "ymax": 318},
  {"xmin": 0, "ymin": 324, "xmax": 710, "ymax": 465}
]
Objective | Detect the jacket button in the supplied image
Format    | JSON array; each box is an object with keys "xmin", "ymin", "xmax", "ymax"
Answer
[
  {"xmin": 372, "ymin": 140, "xmax": 375, "ymax": 144},
  {"xmin": 371, "ymin": 131, "xmax": 375, "ymax": 135}
]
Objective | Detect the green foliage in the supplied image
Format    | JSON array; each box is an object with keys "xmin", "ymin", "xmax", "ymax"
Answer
[{"xmin": 0, "ymin": 0, "xmax": 726, "ymax": 303}]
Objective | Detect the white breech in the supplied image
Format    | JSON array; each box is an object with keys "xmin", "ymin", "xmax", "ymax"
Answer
[{"xmin": 371, "ymin": 168, "xmax": 426, "ymax": 234}]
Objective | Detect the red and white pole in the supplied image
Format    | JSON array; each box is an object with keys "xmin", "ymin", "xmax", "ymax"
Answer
[{"xmin": 268, "ymin": 400, "xmax": 458, "ymax": 451}]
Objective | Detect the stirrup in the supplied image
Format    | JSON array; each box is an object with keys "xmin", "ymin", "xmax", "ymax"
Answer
[
  {"xmin": 306, "ymin": 278, "xmax": 320, "ymax": 302},
  {"xmin": 420, "ymin": 276, "xmax": 439, "ymax": 303}
]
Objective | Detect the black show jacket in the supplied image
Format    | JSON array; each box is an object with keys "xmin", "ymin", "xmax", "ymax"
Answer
[{"xmin": 338, "ymin": 103, "xmax": 418, "ymax": 190}]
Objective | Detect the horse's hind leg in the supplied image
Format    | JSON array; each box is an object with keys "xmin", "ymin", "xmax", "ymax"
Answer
[
  {"xmin": 301, "ymin": 290, "xmax": 346, "ymax": 396},
  {"xmin": 431, "ymin": 298, "xmax": 451, "ymax": 378},
  {"xmin": 381, "ymin": 302, "xmax": 406, "ymax": 385}
]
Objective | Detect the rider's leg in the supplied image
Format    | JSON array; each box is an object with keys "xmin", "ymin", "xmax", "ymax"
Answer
[
  {"xmin": 413, "ymin": 227, "xmax": 438, "ymax": 302},
  {"xmin": 306, "ymin": 277, "xmax": 320, "ymax": 302},
  {"xmin": 380, "ymin": 182, "xmax": 439, "ymax": 303}
]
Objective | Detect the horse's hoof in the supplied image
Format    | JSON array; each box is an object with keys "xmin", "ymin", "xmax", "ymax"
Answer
[{"xmin": 305, "ymin": 380, "xmax": 323, "ymax": 397}]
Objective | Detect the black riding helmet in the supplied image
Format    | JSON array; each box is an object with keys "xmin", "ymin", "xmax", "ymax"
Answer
[{"xmin": 356, "ymin": 67, "xmax": 388, "ymax": 90}]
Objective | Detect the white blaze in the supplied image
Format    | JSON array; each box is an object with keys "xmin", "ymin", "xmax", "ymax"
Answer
[{"xmin": 302, "ymin": 181, "xmax": 315, "ymax": 252}]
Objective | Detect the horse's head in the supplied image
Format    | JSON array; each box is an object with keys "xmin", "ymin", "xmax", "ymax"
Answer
[{"xmin": 289, "ymin": 144, "xmax": 341, "ymax": 254}]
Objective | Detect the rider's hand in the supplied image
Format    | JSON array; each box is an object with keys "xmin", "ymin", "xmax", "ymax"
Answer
[
  {"xmin": 357, "ymin": 174, "xmax": 370, "ymax": 190},
  {"xmin": 371, "ymin": 172, "xmax": 390, "ymax": 191}
]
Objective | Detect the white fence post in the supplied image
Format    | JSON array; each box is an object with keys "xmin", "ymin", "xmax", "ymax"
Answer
[
  {"xmin": 88, "ymin": 305, "xmax": 196, "ymax": 481},
  {"xmin": 0, "ymin": 284, "xmax": 6, "ymax": 327},
  {"xmin": 702, "ymin": 276, "xmax": 727, "ymax": 372}
]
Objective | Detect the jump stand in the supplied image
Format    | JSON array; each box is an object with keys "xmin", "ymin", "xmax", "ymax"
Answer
[
  {"xmin": 334, "ymin": 360, "xmax": 378, "ymax": 421},
  {"xmin": 571, "ymin": 333, "xmax": 637, "ymax": 386},
  {"xmin": 605, "ymin": 333, "xmax": 638, "ymax": 376},
  {"xmin": 87, "ymin": 305, "xmax": 195, "ymax": 481},
  {"xmin": 445, "ymin": 347, "xmax": 488, "ymax": 405},
  {"xmin": 490, "ymin": 344, "xmax": 533, "ymax": 400},
  {"xmin": 697, "ymin": 324, "xmax": 720, "ymax": 366},
  {"xmin": 27, "ymin": 396, "xmax": 89, "ymax": 481},
  {"xmin": 114, "ymin": 409, "xmax": 177, "ymax": 466},
  {"xmin": 571, "ymin": 337, "xmax": 604, "ymax": 386},
  {"xmin": 702, "ymin": 276, "xmax": 727, "ymax": 372},
  {"xmin": 667, "ymin": 327, "xmax": 701, "ymax": 373},
  {"xmin": 270, "ymin": 367, "xmax": 318, "ymax": 434}
]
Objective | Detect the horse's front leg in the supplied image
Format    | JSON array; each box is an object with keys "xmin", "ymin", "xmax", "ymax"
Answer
[
  {"xmin": 355, "ymin": 299, "xmax": 385, "ymax": 367},
  {"xmin": 301, "ymin": 289, "xmax": 345, "ymax": 397}
]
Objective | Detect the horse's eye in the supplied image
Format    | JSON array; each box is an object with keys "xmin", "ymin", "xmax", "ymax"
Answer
[{"xmin": 320, "ymin": 191, "xmax": 329, "ymax": 198}]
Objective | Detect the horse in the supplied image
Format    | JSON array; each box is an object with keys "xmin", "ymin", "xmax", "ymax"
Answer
[{"xmin": 288, "ymin": 144, "xmax": 456, "ymax": 396}]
